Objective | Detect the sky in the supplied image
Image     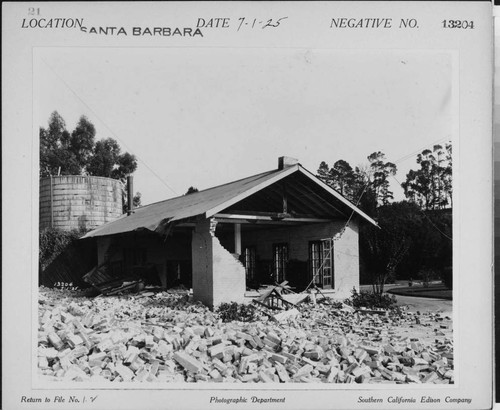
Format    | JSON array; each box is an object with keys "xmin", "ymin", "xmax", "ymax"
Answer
[
  {"xmin": 36, "ymin": 47, "xmax": 452, "ymax": 205},
  {"xmin": 495, "ymin": 15, "xmax": 500, "ymax": 142}
]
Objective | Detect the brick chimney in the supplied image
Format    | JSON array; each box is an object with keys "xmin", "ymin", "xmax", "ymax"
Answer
[{"xmin": 278, "ymin": 156, "xmax": 299, "ymax": 170}]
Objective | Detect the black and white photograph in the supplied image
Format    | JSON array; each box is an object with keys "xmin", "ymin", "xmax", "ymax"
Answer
[
  {"xmin": 35, "ymin": 47, "xmax": 455, "ymax": 386},
  {"xmin": 2, "ymin": 2, "xmax": 493, "ymax": 409}
]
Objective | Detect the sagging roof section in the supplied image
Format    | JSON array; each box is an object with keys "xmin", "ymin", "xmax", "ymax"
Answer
[{"xmin": 82, "ymin": 163, "xmax": 377, "ymax": 239}]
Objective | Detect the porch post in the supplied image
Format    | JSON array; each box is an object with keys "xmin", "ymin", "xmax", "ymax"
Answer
[
  {"xmin": 234, "ymin": 223, "xmax": 242, "ymax": 256},
  {"xmin": 191, "ymin": 219, "xmax": 216, "ymax": 307}
]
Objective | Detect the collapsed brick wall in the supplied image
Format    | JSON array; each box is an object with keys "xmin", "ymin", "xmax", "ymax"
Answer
[
  {"xmin": 192, "ymin": 219, "xmax": 246, "ymax": 308},
  {"xmin": 212, "ymin": 239, "xmax": 246, "ymax": 307}
]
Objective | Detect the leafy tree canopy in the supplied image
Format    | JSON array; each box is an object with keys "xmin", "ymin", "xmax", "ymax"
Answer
[
  {"xmin": 40, "ymin": 111, "xmax": 137, "ymax": 184},
  {"xmin": 367, "ymin": 152, "xmax": 397, "ymax": 206},
  {"xmin": 316, "ymin": 152, "xmax": 396, "ymax": 213},
  {"xmin": 185, "ymin": 186, "xmax": 199, "ymax": 195},
  {"xmin": 316, "ymin": 146, "xmax": 452, "ymax": 291},
  {"xmin": 123, "ymin": 192, "xmax": 142, "ymax": 214},
  {"xmin": 402, "ymin": 143, "xmax": 452, "ymax": 210}
]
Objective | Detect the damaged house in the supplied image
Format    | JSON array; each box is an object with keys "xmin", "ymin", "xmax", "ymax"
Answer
[{"xmin": 81, "ymin": 157, "xmax": 377, "ymax": 307}]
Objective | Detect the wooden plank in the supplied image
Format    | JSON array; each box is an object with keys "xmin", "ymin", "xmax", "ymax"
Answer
[{"xmin": 214, "ymin": 214, "xmax": 333, "ymax": 224}]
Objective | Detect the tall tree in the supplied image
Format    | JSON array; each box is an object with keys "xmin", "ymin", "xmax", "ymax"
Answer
[
  {"xmin": 86, "ymin": 138, "xmax": 121, "ymax": 178},
  {"xmin": 40, "ymin": 112, "xmax": 140, "ymax": 206},
  {"xmin": 46, "ymin": 111, "xmax": 66, "ymax": 144},
  {"xmin": 351, "ymin": 165, "xmax": 378, "ymax": 214},
  {"xmin": 40, "ymin": 111, "xmax": 79, "ymax": 176},
  {"xmin": 442, "ymin": 143, "xmax": 453, "ymax": 207},
  {"xmin": 331, "ymin": 160, "xmax": 355, "ymax": 198},
  {"xmin": 70, "ymin": 115, "xmax": 96, "ymax": 172},
  {"xmin": 113, "ymin": 151, "xmax": 138, "ymax": 182},
  {"xmin": 316, "ymin": 159, "xmax": 378, "ymax": 213},
  {"xmin": 402, "ymin": 143, "xmax": 452, "ymax": 210},
  {"xmin": 367, "ymin": 151, "xmax": 397, "ymax": 206},
  {"xmin": 86, "ymin": 138, "xmax": 137, "ymax": 183},
  {"xmin": 317, "ymin": 161, "xmax": 333, "ymax": 186}
]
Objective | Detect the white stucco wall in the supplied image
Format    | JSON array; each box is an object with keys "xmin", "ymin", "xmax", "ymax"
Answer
[
  {"xmin": 332, "ymin": 221, "xmax": 359, "ymax": 299},
  {"xmin": 192, "ymin": 219, "xmax": 246, "ymax": 308}
]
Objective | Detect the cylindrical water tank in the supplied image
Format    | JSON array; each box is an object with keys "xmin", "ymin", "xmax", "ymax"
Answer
[{"xmin": 39, "ymin": 175, "xmax": 123, "ymax": 231}]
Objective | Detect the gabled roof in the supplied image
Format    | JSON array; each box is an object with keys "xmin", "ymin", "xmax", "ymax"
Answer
[{"xmin": 82, "ymin": 163, "xmax": 377, "ymax": 239}]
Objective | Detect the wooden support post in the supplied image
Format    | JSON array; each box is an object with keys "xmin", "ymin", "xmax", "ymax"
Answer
[{"xmin": 234, "ymin": 223, "xmax": 241, "ymax": 256}]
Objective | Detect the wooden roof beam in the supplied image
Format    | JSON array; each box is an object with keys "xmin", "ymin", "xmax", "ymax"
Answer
[
  {"xmin": 292, "ymin": 180, "xmax": 349, "ymax": 218},
  {"xmin": 284, "ymin": 182, "xmax": 334, "ymax": 216},
  {"xmin": 297, "ymin": 167, "xmax": 378, "ymax": 226},
  {"xmin": 214, "ymin": 213, "xmax": 334, "ymax": 224},
  {"xmin": 220, "ymin": 210, "xmax": 322, "ymax": 219}
]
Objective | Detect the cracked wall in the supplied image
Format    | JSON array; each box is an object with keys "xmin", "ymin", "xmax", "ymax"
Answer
[{"xmin": 192, "ymin": 219, "xmax": 246, "ymax": 308}]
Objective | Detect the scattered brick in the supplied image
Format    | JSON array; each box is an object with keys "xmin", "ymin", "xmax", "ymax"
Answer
[{"xmin": 37, "ymin": 287, "xmax": 454, "ymax": 384}]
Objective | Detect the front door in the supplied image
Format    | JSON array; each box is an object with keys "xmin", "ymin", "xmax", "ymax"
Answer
[
  {"xmin": 244, "ymin": 247, "xmax": 256, "ymax": 283},
  {"xmin": 309, "ymin": 240, "xmax": 333, "ymax": 289}
]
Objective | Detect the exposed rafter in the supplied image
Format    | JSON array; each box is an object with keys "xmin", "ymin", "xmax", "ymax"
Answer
[
  {"xmin": 292, "ymin": 179, "xmax": 348, "ymax": 218},
  {"xmin": 284, "ymin": 181, "xmax": 335, "ymax": 216}
]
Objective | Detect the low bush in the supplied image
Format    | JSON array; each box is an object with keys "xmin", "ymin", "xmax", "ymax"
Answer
[
  {"xmin": 216, "ymin": 302, "xmax": 257, "ymax": 322},
  {"xmin": 39, "ymin": 227, "xmax": 86, "ymax": 271},
  {"xmin": 344, "ymin": 288, "xmax": 398, "ymax": 310}
]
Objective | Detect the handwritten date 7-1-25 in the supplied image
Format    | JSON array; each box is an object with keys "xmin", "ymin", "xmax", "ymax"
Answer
[{"xmin": 237, "ymin": 17, "xmax": 288, "ymax": 31}]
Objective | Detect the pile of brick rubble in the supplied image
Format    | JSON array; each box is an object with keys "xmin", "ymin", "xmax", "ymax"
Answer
[{"xmin": 37, "ymin": 287, "xmax": 453, "ymax": 384}]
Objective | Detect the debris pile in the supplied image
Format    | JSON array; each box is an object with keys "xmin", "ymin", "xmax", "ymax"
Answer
[{"xmin": 38, "ymin": 287, "xmax": 453, "ymax": 384}]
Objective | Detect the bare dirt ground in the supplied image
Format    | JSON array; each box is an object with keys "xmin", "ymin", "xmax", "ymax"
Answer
[
  {"xmin": 37, "ymin": 287, "xmax": 453, "ymax": 384},
  {"xmin": 390, "ymin": 296, "xmax": 452, "ymax": 344},
  {"xmin": 394, "ymin": 295, "xmax": 452, "ymax": 316},
  {"xmin": 360, "ymin": 283, "xmax": 453, "ymax": 344}
]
